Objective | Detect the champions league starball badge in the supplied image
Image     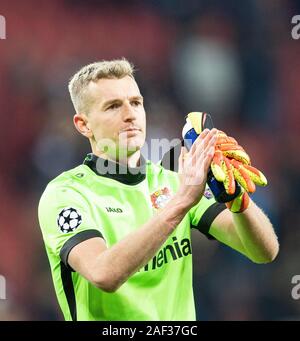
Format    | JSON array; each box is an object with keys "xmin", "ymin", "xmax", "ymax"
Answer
[{"xmin": 57, "ymin": 207, "xmax": 82, "ymax": 233}]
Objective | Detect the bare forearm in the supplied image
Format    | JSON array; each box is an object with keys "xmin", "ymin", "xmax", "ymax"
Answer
[
  {"xmin": 72, "ymin": 130, "xmax": 217, "ymax": 292},
  {"xmin": 232, "ymin": 200, "xmax": 279, "ymax": 263},
  {"xmin": 93, "ymin": 192, "xmax": 191, "ymax": 290}
]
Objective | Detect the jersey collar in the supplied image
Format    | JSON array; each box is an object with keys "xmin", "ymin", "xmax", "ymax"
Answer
[{"xmin": 83, "ymin": 153, "xmax": 147, "ymax": 185}]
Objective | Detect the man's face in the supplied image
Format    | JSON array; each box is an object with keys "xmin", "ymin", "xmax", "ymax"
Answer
[{"xmin": 86, "ymin": 76, "xmax": 146, "ymax": 159}]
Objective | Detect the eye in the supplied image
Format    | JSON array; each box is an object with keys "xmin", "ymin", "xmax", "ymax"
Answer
[
  {"xmin": 131, "ymin": 100, "xmax": 141, "ymax": 106},
  {"xmin": 107, "ymin": 103, "xmax": 120, "ymax": 110}
]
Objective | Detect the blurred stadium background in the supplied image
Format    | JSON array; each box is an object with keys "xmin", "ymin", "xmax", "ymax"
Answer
[{"xmin": 0, "ymin": 0, "xmax": 300, "ymax": 320}]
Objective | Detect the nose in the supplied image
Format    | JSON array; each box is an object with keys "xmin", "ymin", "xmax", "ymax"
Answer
[{"xmin": 122, "ymin": 101, "xmax": 137, "ymax": 122}]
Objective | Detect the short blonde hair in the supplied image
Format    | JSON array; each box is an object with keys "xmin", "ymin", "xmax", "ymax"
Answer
[{"xmin": 68, "ymin": 58, "xmax": 135, "ymax": 114}]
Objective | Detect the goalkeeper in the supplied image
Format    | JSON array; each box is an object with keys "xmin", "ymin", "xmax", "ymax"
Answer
[{"xmin": 38, "ymin": 59, "xmax": 279, "ymax": 321}]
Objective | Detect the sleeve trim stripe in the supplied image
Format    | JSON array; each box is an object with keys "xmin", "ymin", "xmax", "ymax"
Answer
[
  {"xmin": 60, "ymin": 229, "xmax": 103, "ymax": 271},
  {"xmin": 60, "ymin": 261, "xmax": 77, "ymax": 321},
  {"xmin": 191, "ymin": 202, "xmax": 227, "ymax": 240}
]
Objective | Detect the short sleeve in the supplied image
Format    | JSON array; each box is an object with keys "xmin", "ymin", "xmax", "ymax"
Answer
[
  {"xmin": 189, "ymin": 187, "xmax": 226, "ymax": 239},
  {"xmin": 38, "ymin": 184, "xmax": 103, "ymax": 269}
]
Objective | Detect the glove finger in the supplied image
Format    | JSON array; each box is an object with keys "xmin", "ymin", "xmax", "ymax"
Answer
[
  {"xmin": 211, "ymin": 150, "xmax": 226, "ymax": 182},
  {"xmin": 216, "ymin": 135, "xmax": 238, "ymax": 146},
  {"xmin": 224, "ymin": 150, "xmax": 250, "ymax": 165},
  {"xmin": 243, "ymin": 164, "xmax": 268, "ymax": 187},
  {"xmin": 231, "ymin": 159, "xmax": 256, "ymax": 193},
  {"xmin": 222, "ymin": 157, "xmax": 236, "ymax": 195},
  {"xmin": 216, "ymin": 143, "xmax": 246, "ymax": 153},
  {"xmin": 216, "ymin": 131, "xmax": 250, "ymax": 164}
]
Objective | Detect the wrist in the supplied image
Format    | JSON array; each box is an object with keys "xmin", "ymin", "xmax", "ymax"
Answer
[
  {"xmin": 174, "ymin": 188, "xmax": 199, "ymax": 211},
  {"xmin": 174, "ymin": 185, "xmax": 202, "ymax": 209},
  {"xmin": 156, "ymin": 193, "xmax": 192, "ymax": 233},
  {"xmin": 226, "ymin": 190, "xmax": 250, "ymax": 213}
]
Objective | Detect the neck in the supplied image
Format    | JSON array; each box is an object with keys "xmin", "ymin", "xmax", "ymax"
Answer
[{"xmin": 92, "ymin": 149, "xmax": 141, "ymax": 168}]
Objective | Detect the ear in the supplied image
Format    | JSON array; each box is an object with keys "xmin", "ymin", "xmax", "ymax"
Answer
[{"xmin": 73, "ymin": 113, "xmax": 93, "ymax": 138}]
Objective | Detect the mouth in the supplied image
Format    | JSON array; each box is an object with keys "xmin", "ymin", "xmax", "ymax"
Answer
[{"xmin": 120, "ymin": 127, "xmax": 142, "ymax": 134}]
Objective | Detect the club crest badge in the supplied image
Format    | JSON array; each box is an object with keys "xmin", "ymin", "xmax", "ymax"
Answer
[{"xmin": 150, "ymin": 187, "xmax": 172, "ymax": 209}]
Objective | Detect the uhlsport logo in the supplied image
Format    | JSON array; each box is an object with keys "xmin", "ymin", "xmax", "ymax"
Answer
[
  {"xmin": 106, "ymin": 207, "xmax": 123, "ymax": 213},
  {"xmin": 0, "ymin": 15, "xmax": 6, "ymax": 39},
  {"xmin": 150, "ymin": 187, "xmax": 172, "ymax": 209}
]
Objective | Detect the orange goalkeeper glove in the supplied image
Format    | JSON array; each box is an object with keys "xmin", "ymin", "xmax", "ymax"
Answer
[{"xmin": 211, "ymin": 131, "xmax": 267, "ymax": 212}]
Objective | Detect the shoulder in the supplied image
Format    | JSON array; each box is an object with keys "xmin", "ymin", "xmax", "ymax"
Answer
[{"xmin": 39, "ymin": 165, "xmax": 90, "ymax": 207}]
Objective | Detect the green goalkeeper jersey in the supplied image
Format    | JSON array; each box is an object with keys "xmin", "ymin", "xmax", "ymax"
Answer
[{"xmin": 38, "ymin": 154, "xmax": 225, "ymax": 321}]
